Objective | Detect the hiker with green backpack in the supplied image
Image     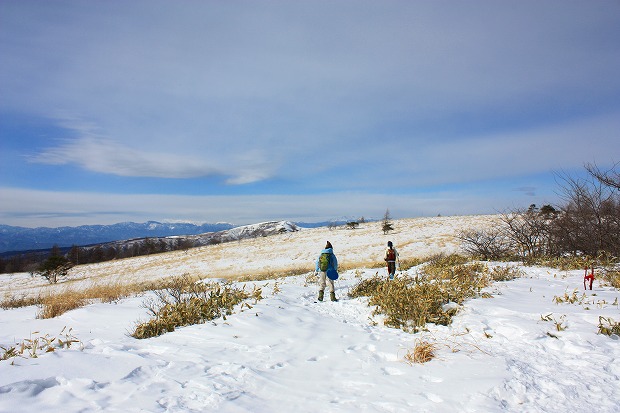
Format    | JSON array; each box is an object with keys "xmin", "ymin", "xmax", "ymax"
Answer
[{"xmin": 315, "ymin": 241, "xmax": 339, "ymax": 302}]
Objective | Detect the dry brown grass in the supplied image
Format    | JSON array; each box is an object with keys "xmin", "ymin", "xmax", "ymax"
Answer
[
  {"xmin": 601, "ymin": 269, "xmax": 620, "ymax": 289},
  {"xmin": 234, "ymin": 266, "xmax": 311, "ymax": 282},
  {"xmin": 1, "ymin": 327, "xmax": 82, "ymax": 364},
  {"xmin": 132, "ymin": 274, "xmax": 263, "ymax": 339},
  {"xmin": 37, "ymin": 291, "xmax": 88, "ymax": 319},
  {"xmin": 349, "ymin": 254, "xmax": 495, "ymax": 333},
  {"xmin": 0, "ymin": 293, "xmax": 41, "ymax": 310},
  {"xmin": 33, "ymin": 279, "xmax": 175, "ymax": 319},
  {"xmin": 598, "ymin": 316, "xmax": 620, "ymax": 336},
  {"xmin": 404, "ymin": 339, "xmax": 437, "ymax": 364}
]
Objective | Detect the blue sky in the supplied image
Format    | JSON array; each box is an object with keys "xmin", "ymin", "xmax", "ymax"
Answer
[{"xmin": 1, "ymin": 0, "xmax": 619, "ymax": 228}]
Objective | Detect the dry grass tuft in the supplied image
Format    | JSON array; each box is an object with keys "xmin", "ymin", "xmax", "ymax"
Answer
[
  {"xmin": 404, "ymin": 339, "xmax": 437, "ymax": 364},
  {"xmin": 598, "ymin": 316, "xmax": 620, "ymax": 336},
  {"xmin": 349, "ymin": 254, "xmax": 495, "ymax": 333},
  {"xmin": 132, "ymin": 274, "xmax": 263, "ymax": 339},
  {"xmin": 38, "ymin": 290, "xmax": 88, "ymax": 319},
  {"xmin": 0, "ymin": 293, "xmax": 41, "ymax": 310},
  {"xmin": 1, "ymin": 327, "xmax": 82, "ymax": 364},
  {"xmin": 489, "ymin": 266, "xmax": 525, "ymax": 282},
  {"xmin": 601, "ymin": 269, "xmax": 620, "ymax": 289},
  {"xmin": 35, "ymin": 280, "xmax": 163, "ymax": 319}
]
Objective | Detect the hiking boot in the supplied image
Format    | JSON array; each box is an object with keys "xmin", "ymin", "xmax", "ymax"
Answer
[
  {"xmin": 330, "ymin": 292, "xmax": 337, "ymax": 302},
  {"xmin": 318, "ymin": 290, "xmax": 324, "ymax": 302}
]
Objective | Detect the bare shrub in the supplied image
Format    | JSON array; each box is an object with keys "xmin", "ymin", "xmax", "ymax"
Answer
[
  {"xmin": 499, "ymin": 208, "xmax": 555, "ymax": 261},
  {"xmin": 586, "ymin": 161, "xmax": 620, "ymax": 191},
  {"xmin": 457, "ymin": 228, "xmax": 513, "ymax": 260},
  {"xmin": 552, "ymin": 173, "xmax": 620, "ymax": 257}
]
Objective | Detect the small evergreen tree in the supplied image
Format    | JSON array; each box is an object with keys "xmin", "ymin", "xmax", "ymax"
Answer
[
  {"xmin": 346, "ymin": 221, "xmax": 359, "ymax": 230},
  {"xmin": 382, "ymin": 209, "xmax": 394, "ymax": 234},
  {"xmin": 32, "ymin": 246, "xmax": 74, "ymax": 283}
]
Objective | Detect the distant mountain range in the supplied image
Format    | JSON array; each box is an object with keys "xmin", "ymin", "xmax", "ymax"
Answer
[
  {"xmin": 0, "ymin": 220, "xmax": 345, "ymax": 255},
  {"xmin": 0, "ymin": 221, "xmax": 234, "ymax": 254}
]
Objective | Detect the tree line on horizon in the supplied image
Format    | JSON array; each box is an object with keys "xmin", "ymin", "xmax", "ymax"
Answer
[{"xmin": 0, "ymin": 237, "xmax": 201, "ymax": 274}]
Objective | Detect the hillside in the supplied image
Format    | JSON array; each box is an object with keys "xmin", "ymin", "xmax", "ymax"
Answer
[{"xmin": 0, "ymin": 215, "xmax": 498, "ymax": 298}]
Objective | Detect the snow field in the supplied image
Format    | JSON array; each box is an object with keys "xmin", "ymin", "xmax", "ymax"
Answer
[
  {"xmin": 1, "ymin": 265, "xmax": 619, "ymax": 412},
  {"xmin": 1, "ymin": 215, "xmax": 619, "ymax": 412}
]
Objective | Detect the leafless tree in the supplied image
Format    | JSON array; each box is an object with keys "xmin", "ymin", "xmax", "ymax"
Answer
[
  {"xmin": 499, "ymin": 208, "xmax": 556, "ymax": 260},
  {"xmin": 457, "ymin": 228, "xmax": 513, "ymax": 260},
  {"xmin": 585, "ymin": 161, "xmax": 620, "ymax": 191},
  {"xmin": 552, "ymin": 173, "xmax": 620, "ymax": 256}
]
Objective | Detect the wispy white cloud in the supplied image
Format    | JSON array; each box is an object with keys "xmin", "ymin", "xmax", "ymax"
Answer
[
  {"xmin": 1, "ymin": 1, "xmax": 619, "ymax": 226},
  {"xmin": 27, "ymin": 115, "xmax": 275, "ymax": 183},
  {"xmin": 30, "ymin": 137, "xmax": 216, "ymax": 178}
]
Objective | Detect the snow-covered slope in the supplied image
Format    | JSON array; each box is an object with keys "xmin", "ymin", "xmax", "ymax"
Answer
[
  {"xmin": 0, "ymin": 215, "xmax": 495, "ymax": 298},
  {"xmin": 1, "ymin": 214, "xmax": 618, "ymax": 412},
  {"xmin": 75, "ymin": 220, "xmax": 301, "ymax": 259}
]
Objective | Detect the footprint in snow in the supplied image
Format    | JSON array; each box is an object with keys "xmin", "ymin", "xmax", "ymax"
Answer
[
  {"xmin": 424, "ymin": 392, "xmax": 444, "ymax": 403},
  {"xmin": 382, "ymin": 366, "xmax": 404, "ymax": 376},
  {"xmin": 420, "ymin": 375, "xmax": 443, "ymax": 383}
]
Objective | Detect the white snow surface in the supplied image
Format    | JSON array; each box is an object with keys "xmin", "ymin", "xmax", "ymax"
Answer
[{"xmin": 1, "ymin": 215, "xmax": 619, "ymax": 412}]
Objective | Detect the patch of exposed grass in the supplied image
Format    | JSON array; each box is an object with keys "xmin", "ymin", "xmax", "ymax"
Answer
[
  {"xmin": 489, "ymin": 266, "xmax": 525, "ymax": 282},
  {"xmin": 598, "ymin": 316, "xmax": 620, "ymax": 336},
  {"xmin": 35, "ymin": 280, "xmax": 162, "ymax": 319},
  {"xmin": 553, "ymin": 289, "xmax": 587, "ymax": 305},
  {"xmin": 601, "ymin": 269, "xmax": 620, "ymax": 289},
  {"xmin": 1, "ymin": 327, "xmax": 82, "ymax": 364},
  {"xmin": 399, "ymin": 257, "xmax": 426, "ymax": 271},
  {"xmin": 530, "ymin": 256, "xmax": 592, "ymax": 271},
  {"xmin": 404, "ymin": 339, "xmax": 437, "ymax": 364},
  {"xmin": 38, "ymin": 291, "xmax": 87, "ymax": 319},
  {"xmin": 350, "ymin": 255, "xmax": 493, "ymax": 333},
  {"xmin": 0, "ymin": 293, "xmax": 41, "ymax": 310},
  {"xmin": 132, "ymin": 274, "xmax": 263, "ymax": 339},
  {"xmin": 235, "ymin": 266, "xmax": 310, "ymax": 282},
  {"xmin": 2, "ymin": 277, "xmax": 176, "ymax": 318}
]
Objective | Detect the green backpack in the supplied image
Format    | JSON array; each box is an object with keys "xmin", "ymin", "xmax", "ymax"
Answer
[{"xmin": 319, "ymin": 252, "xmax": 330, "ymax": 271}]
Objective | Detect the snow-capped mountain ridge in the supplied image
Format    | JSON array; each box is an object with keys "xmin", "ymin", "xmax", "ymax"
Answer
[{"xmin": 78, "ymin": 221, "xmax": 301, "ymax": 256}]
